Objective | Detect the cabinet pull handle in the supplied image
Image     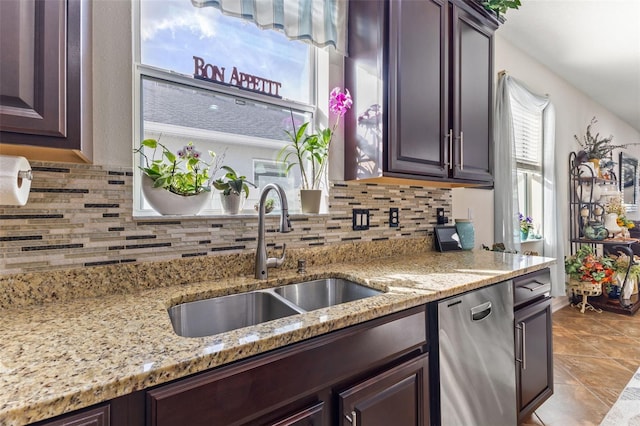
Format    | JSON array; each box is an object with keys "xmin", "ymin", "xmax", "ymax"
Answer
[
  {"xmin": 448, "ymin": 129, "xmax": 453, "ymax": 170},
  {"xmin": 516, "ymin": 322, "xmax": 527, "ymax": 370},
  {"xmin": 460, "ymin": 131, "xmax": 464, "ymax": 170},
  {"xmin": 345, "ymin": 410, "xmax": 357, "ymax": 425}
]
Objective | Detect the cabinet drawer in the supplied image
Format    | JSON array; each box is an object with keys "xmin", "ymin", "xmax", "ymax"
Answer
[{"xmin": 147, "ymin": 306, "xmax": 427, "ymax": 426}]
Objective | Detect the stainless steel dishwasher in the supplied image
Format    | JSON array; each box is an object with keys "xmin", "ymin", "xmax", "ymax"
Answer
[{"xmin": 438, "ymin": 280, "xmax": 517, "ymax": 426}]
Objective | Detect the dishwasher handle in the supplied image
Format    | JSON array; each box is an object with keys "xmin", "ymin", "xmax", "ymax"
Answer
[{"xmin": 471, "ymin": 301, "xmax": 492, "ymax": 321}]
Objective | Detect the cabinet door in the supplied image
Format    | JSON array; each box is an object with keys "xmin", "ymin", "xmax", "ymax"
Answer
[
  {"xmin": 338, "ymin": 354, "xmax": 429, "ymax": 426},
  {"xmin": 0, "ymin": 0, "xmax": 88, "ymax": 154},
  {"xmin": 450, "ymin": 1, "xmax": 494, "ymax": 184},
  {"xmin": 387, "ymin": 0, "xmax": 449, "ymax": 178},
  {"xmin": 515, "ymin": 298, "xmax": 554, "ymax": 421},
  {"xmin": 34, "ymin": 405, "xmax": 109, "ymax": 426}
]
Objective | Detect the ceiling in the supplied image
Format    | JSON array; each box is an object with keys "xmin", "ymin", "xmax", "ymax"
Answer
[{"xmin": 496, "ymin": 0, "xmax": 640, "ymax": 133}]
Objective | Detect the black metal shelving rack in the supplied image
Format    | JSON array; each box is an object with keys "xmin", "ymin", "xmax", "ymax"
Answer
[{"xmin": 568, "ymin": 152, "xmax": 639, "ymax": 315}]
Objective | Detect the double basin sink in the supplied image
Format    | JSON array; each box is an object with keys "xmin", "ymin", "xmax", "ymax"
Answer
[{"xmin": 168, "ymin": 278, "xmax": 383, "ymax": 338}]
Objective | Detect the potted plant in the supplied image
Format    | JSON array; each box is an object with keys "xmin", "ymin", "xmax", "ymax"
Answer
[
  {"xmin": 612, "ymin": 252, "xmax": 640, "ymax": 298},
  {"xmin": 565, "ymin": 246, "xmax": 615, "ymax": 292},
  {"xmin": 134, "ymin": 139, "xmax": 220, "ymax": 215},
  {"xmin": 574, "ymin": 117, "xmax": 631, "ymax": 177},
  {"xmin": 212, "ymin": 166, "xmax": 256, "ymax": 214},
  {"xmin": 481, "ymin": 0, "xmax": 521, "ymax": 18},
  {"xmin": 518, "ymin": 213, "xmax": 533, "ymax": 241},
  {"xmin": 278, "ymin": 87, "xmax": 352, "ymax": 213}
]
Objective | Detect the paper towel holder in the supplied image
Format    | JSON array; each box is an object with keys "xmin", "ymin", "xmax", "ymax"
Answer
[{"xmin": 18, "ymin": 170, "xmax": 33, "ymax": 181}]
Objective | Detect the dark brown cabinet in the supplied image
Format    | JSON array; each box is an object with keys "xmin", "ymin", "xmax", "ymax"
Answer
[
  {"xmin": 515, "ymin": 296, "xmax": 553, "ymax": 421},
  {"xmin": 146, "ymin": 306, "xmax": 428, "ymax": 426},
  {"xmin": 345, "ymin": 0, "xmax": 498, "ymax": 185},
  {"xmin": 0, "ymin": 0, "xmax": 92, "ymax": 162},
  {"xmin": 338, "ymin": 354, "xmax": 429, "ymax": 426},
  {"xmin": 33, "ymin": 405, "xmax": 109, "ymax": 426}
]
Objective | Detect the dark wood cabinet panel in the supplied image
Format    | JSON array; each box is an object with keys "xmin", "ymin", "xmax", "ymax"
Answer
[
  {"xmin": 450, "ymin": 2, "xmax": 494, "ymax": 183},
  {"xmin": 345, "ymin": 0, "xmax": 497, "ymax": 185},
  {"xmin": 338, "ymin": 354, "xmax": 429, "ymax": 426},
  {"xmin": 0, "ymin": 0, "xmax": 91, "ymax": 161},
  {"xmin": 147, "ymin": 307, "xmax": 427, "ymax": 426},
  {"xmin": 387, "ymin": 0, "xmax": 448, "ymax": 178},
  {"xmin": 33, "ymin": 405, "xmax": 109, "ymax": 426},
  {"xmin": 515, "ymin": 298, "xmax": 553, "ymax": 421}
]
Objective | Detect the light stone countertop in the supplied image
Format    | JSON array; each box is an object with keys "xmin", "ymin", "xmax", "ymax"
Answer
[{"xmin": 0, "ymin": 250, "xmax": 555, "ymax": 425}]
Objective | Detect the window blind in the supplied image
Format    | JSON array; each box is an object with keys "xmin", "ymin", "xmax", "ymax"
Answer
[{"xmin": 511, "ymin": 97, "xmax": 543, "ymax": 167}]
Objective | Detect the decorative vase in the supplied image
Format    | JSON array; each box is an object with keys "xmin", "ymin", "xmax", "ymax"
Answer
[
  {"xmin": 141, "ymin": 175, "xmax": 210, "ymax": 215},
  {"xmin": 520, "ymin": 229, "xmax": 529, "ymax": 241},
  {"xmin": 583, "ymin": 221, "xmax": 607, "ymax": 240},
  {"xmin": 220, "ymin": 192, "xmax": 245, "ymax": 214},
  {"xmin": 454, "ymin": 219, "xmax": 474, "ymax": 250},
  {"xmin": 603, "ymin": 212, "xmax": 622, "ymax": 237},
  {"xmin": 588, "ymin": 158, "xmax": 601, "ymax": 177},
  {"xmin": 300, "ymin": 189, "xmax": 322, "ymax": 214},
  {"xmin": 577, "ymin": 162, "xmax": 597, "ymax": 178},
  {"xmin": 577, "ymin": 183, "xmax": 601, "ymax": 202},
  {"xmin": 606, "ymin": 284, "xmax": 621, "ymax": 299}
]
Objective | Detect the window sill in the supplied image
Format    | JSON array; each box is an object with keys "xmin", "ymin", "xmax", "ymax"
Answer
[{"xmin": 521, "ymin": 237, "xmax": 543, "ymax": 244}]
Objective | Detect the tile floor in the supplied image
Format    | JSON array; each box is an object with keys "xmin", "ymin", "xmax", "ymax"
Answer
[{"xmin": 521, "ymin": 303, "xmax": 640, "ymax": 426}]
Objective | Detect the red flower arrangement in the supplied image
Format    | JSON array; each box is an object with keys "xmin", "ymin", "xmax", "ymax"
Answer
[{"xmin": 565, "ymin": 246, "xmax": 615, "ymax": 284}]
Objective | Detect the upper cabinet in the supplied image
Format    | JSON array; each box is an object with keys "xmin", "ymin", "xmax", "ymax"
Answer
[
  {"xmin": 0, "ymin": 0, "xmax": 92, "ymax": 162},
  {"xmin": 345, "ymin": 0, "xmax": 499, "ymax": 186}
]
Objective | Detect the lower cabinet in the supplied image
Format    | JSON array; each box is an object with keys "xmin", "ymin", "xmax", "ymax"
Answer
[
  {"xmin": 515, "ymin": 297, "xmax": 554, "ymax": 421},
  {"xmin": 33, "ymin": 405, "xmax": 110, "ymax": 426},
  {"xmin": 147, "ymin": 306, "xmax": 428, "ymax": 426},
  {"xmin": 339, "ymin": 354, "xmax": 429, "ymax": 426}
]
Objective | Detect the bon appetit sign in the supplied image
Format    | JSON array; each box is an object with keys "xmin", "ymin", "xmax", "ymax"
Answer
[{"xmin": 193, "ymin": 56, "xmax": 282, "ymax": 98}]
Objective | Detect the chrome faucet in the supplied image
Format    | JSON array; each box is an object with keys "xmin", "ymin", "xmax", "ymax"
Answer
[{"xmin": 255, "ymin": 183, "xmax": 291, "ymax": 279}]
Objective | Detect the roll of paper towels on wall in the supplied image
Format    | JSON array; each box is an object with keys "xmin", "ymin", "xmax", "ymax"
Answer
[{"xmin": 0, "ymin": 155, "xmax": 32, "ymax": 206}]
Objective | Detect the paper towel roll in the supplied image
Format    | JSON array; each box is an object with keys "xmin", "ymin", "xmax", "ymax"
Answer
[{"xmin": 0, "ymin": 155, "xmax": 32, "ymax": 206}]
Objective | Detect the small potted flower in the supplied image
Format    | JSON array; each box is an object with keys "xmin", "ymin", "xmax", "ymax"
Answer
[
  {"xmin": 134, "ymin": 139, "xmax": 221, "ymax": 215},
  {"xmin": 278, "ymin": 87, "xmax": 352, "ymax": 213},
  {"xmin": 212, "ymin": 166, "xmax": 256, "ymax": 214},
  {"xmin": 518, "ymin": 213, "xmax": 534, "ymax": 241}
]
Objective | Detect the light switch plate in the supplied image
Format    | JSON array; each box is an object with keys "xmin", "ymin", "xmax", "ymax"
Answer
[{"xmin": 352, "ymin": 209, "xmax": 370, "ymax": 231}]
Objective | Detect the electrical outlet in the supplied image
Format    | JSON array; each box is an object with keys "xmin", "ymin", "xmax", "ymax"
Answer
[
  {"xmin": 352, "ymin": 209, "xmax": 370, "ymax": 231},
  {"xmin": 437, "ymin": 208, "xmax": 448, "ymax": 225},
  {"xmin": 389, "ymin": 208, "xmax": 399, "ymax": 227}
]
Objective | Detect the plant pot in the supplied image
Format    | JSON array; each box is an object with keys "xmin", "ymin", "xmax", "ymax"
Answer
[
  {"xmin": 141, "ymin": 175, "xmax": 210, "ymax": 215},
  {"xmin": 300, "ymin": 189, "xmax": 322, "ymax": 214},
  {"xmin": 520, "ymin": 229, "xmax": 529, "ymax": 241},
  {"xmin": 220, "ymin": 192, "xmax": 245, "ymax": 214}
]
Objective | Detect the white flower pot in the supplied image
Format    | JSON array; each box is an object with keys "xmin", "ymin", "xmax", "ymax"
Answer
[
  {"xmin": 300, "ymin": 189, "xmax": 322, "ymax": 214},
  {"xmin": 220, "ymin": 192, "xmax": 245, "ymax": 214},
  {"xmin": 141, "ymin": 175, "xmax": 211, "ymax": 215}
]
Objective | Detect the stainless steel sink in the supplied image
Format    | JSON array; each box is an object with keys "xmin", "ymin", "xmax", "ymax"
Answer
[
  {"xmin": 168, "ymin": 278, "xmax": 383, "ymax": 338},
  {"xmin": 168, "ymin": 291, "xmax": 301, "ymax": 338},
  {"xmin": 273, "ymin": 278, "xmax": 382, "ymax": 311}
]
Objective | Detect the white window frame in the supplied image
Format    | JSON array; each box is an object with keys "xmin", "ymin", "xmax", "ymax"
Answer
[{"xmin": 131, "ymin": 0, "xmax": 324, "ymax": 216}]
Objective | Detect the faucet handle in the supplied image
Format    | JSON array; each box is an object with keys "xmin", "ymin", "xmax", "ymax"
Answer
[{"xmin": 267, "ymin": 243, "xmax": 287, "ymax": 268}]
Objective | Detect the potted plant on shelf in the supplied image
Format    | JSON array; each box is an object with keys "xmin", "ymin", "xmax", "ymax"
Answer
[
  {"xmin": 212, "ymin": 166, "xmax": 256, "ymax": 214},
  {"xmin": 134, "ymin": 139, "xmax": 220, "ymax": 215},
  {"xmin": 278, "ymin": 87, "xmax": 352, "ymax": 213},
  {"xmin": 480, "ymin": 0, "xmax": 521, "ymax": 18},
  {"xmin": 565, "ymin": 246, "xmax": 616, "ymax": 312},
  {"xmin": 518, "ymin": 213, "xmax": 533, "ymax": 241},
  {"xmin": 574, "ymin": 117, "xmax": 631, "ymax": 177}
]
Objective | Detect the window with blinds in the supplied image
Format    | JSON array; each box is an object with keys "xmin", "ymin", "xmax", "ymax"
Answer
[
  {"xmin": 511, "ymin": 99, "xmax": 543, "ymax": 167},
  {"xmin": 511, "ymin": 96, "xmax": 544, "ymax": 240}
]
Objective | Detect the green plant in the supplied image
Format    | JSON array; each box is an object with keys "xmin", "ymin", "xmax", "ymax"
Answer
[
  {"xmin": 278, "ymin": 87, "xmax": 352, "ymax": 190},
  {"xmin": 481, "ymin": 0, "xmax": 521, "ymax": 17},
  {"xmin": 134, "ymin": 139, "xmax": 220, "ymax": 196},
  {"xmin": 613, "ymin": 252, "xmax": 640, "ymax": 281},
  {"xmin": 565, "ymin": 246, "xmax": 615, "ymax": 284},
  {"xmin": 574, "ymin": 117, "xmax": 630, "ymax": 160},
  {"xmin": 518, "ymin": 213, "xmax": 533, "ymax": 233},
  {"xmin": 212, "ymin": 166, "xmax": 256, "ymax": 197}
]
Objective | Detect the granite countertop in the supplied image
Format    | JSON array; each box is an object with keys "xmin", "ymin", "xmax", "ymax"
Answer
[{"xmin": 0, "ymin": 250, "xmax": 555, "ymax": 425}]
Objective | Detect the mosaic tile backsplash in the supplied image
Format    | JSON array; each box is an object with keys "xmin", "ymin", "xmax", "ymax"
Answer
[{"xmin": 0, "ymin": 162, "xmax": 451, "ymax": 275}]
